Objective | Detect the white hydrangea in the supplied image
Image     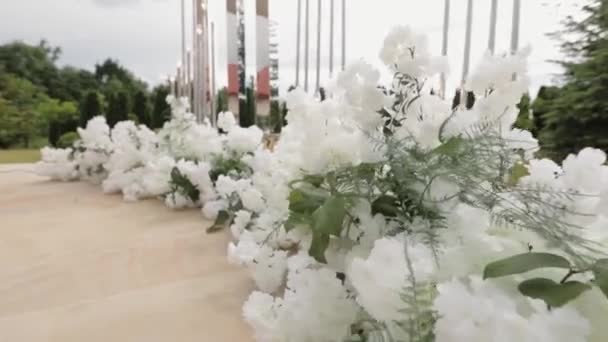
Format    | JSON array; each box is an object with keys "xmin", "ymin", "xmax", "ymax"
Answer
[
  {"xmin": 434, "ymin": 277, "xmax": 590, "ymax": 342},
  {"xmin": 278, "ymin": 268, "xmax": 358, "ymax": 342},
  {"xmin": 380, "ymin": 25, "xmax": 448, "ymax": 77},
  {"xmin": 35, "ymin": 147, "xmax": 78, "ymax": 181},
  {"xmin": 217, "ymin": 111, "xmax": 238, "ymax": 132},
  {"xmin": 349, "ymin": 237, "xmax": 434, "ymax": 322}
]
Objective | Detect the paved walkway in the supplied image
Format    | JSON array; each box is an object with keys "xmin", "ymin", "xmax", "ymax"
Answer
[{"xmin": 0, "ymin": 164, "xmax": 253, "ymax": 341}]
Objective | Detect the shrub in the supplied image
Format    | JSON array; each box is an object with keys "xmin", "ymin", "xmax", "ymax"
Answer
[{"xmin": 56, "ymin": 131, "xmax": 79, "ymax": 148}]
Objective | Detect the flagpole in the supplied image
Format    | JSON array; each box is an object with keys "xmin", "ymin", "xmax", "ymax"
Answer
[
  {"xmin": 315, "ymin": 0, "xmax": 322, "ymax": 93},
  {"xmin": 341, "ymin": 0, "xmax": 345, "ymax": 70},
  {"xmin": 461, "ymin": 0, "xmax": 473, "ymax": 106},
  {"xmin": 329, "ymin": 0, "xmax": 334, "ymax": 78},
  {"xmin": 192, "ymin": 0, "xmax": 199, "ymax": 119},
  {"xmin": 304, "ymin": 0, "xmax": 310, "ymax": 92},
  {"xmin": 181, "ymin": 0, "xmax": 187, "ymax": 98},
  {"xmin": 488, "ymin": 0, "xmax": 498, "ymax": 54},
  {"xmin": 511, "ymin": 0, "xmax": 521, "ymax": 54},
  {"xmin": 211, "ymin": 22, "xmax": 217, "ymax": 127},
  {"xmin": 295, "ymin": 0, "xmax": 302, "ymax": 87},
  {"xmin": 440, "ymin": 0, "xmax": 450, "ymax": 99}
]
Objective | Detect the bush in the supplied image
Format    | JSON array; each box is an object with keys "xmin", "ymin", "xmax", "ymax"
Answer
[{"xmin": 56, "ymin": 131, "xmax": 79, "ymax": 148}]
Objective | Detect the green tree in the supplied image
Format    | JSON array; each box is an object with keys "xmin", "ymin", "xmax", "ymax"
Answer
[
  {"xmin": 239, "ymin": 78, "xmax": 256, "ymax": 127},
  {"xmin": 151, "ymin": 85, "xmax": 170, "ymax": 129},
  {"xmin": 116, "ymin": 91, "xmax": 129, "ymax": 123},
  {"xmin": 215, "ymin": 87, "xmax": 228, "ymax": 114},
  {"xmin": 0, "ymin": 40, "xmax": 59, "ymax": 93},
  {"xmin": 132, "ymin": 90, "xmax": 149, "ymax": 126},
  {"xmin": 106, "ymin": 93, "xmax": 120, "ymax": 128},
  {"xmin": 0, "ymin": 73, "xmax": 50, "ymax": 147},
  {"xmin": 537, "ymin": 0, "xmax": 608, "ymax": 160},
  {"xmin": 514, "ymin": 93, "xmax": 533, "ymax": 131},
  {"xmin": 80, "ymin": 91, "xmax": 102, "ymax": 127},
  {"xmin": 36, "ymin": 99, "xmax": 78, "ymax": 146}
]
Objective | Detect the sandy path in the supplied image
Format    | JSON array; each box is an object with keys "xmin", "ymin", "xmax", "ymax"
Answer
[{"xmin": 0, "ymin": 164, "xmax": 254, "ymax": 341}]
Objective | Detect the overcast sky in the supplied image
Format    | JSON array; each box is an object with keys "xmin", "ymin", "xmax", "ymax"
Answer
[{"xmin": 0, "ymin": 0, "xmax": 583, "ymax": 95}]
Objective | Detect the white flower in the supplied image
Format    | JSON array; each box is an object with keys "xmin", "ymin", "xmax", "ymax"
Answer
[
  {"xmin": 277, "ymin": 268, "xmax": 358, "ymax": 342},
  {"xmin": 35, "ymin": 147, "xmax": 78, "ymax": 181},
  {"xmin": 434, "ymin": 277, "xmax": 590, "ymax": 342},
  {"xmin": 240, "ymin": 187, "xmax": 266, "ymax": 212},
  {"xmin": 349, "ymin": 237, "xmax": 434, "ymax": 322},
  {"xmin": 230, "ymin": 210, "xmax": 252, "ymax": 239},
  {"xmin": 562, "ymin": 148, "xmax": 608, "ymax": 193},
  {"xmin": 380, "ymin": 25, "xmax": 448, "ymax": 77},
  {"xmin": 201, "ymin": 199, "xmax": 227, "ymax": 220},
  {"xmin": 226, "ymin": 125, "xmax": 264, "ymax": 154},
  {"xmin": 217, "ymin": 111, "xmax": 237, "ymax": 132},
  {"xmin": 242, "ymin": 292, "xmax": 283, "ymax": 342}
]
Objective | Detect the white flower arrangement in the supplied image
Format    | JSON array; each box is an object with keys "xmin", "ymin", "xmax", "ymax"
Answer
[{"xmin": 35, "ymin": 26, "xmax": 608, "ymax": 342}]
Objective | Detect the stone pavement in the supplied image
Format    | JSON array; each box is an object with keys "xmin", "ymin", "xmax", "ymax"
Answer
[{"xmin": 0, "ymin": 164, "xmax": 253, "ymax": 341}]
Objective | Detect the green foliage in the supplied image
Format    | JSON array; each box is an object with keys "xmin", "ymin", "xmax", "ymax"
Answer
[
  {"xmin": 215, "ymin": 87, "xmax": 228, "ymax": 114},
  {"xmin": 535, "ymin": 0, "xmax": 608, "ymax": 160},
  {"xmin": 56, "ymin": 131, "xmax": 79, "ymax": 148},
  {"xmin": 483, "ymin": 252, "xmax": 571, "ymax": 279},
  {"xmin": 209, "ymin": 154, "xmax": 252, "ymax": 182},
  {"xmin": 239, "ymin": 85, "xmax": 256, "ymax": 127},
  {"xmin": 133, "ymin": 90, "xmax": 149, "ymax": 127},
  {"xmin": 518, "ymin": 278, "xmax": 591, "ymax": 308},
  {"xmin": 269, "ymin": 100, "xmax": 285, "ymax": 133},
  {"xmin": 0, "ymin": 40, "xmax": 60, "ymax": 93},
  {"xmin": 106, "ymin": 92, "xmax": 129, "ymax": 128},
  {"xmin": 514, "ymin": 93, "xmax": 533, "ymax": 131},
  {"xmin": 309, "ymin": 196, "xmax": 347, "ymax": 262},
  {"xmin": 151, "ymin": 85, "xmax": 170, "ymax": 129},
  {"xmin": 80, "ymin": 91, "xmax": 101, "ymax": 127},
  {"xmin": 483, "ymin": 252, "xmax": 608, "ymax": 308},
  {"xmin": 207, "ymin": 210, "xmax": 234, "ymax": 233},
  {"xmin": 36, "ymin": 98, "xmax": 78, "ymax": 146},
  {"xmin": 169, "ymin": 166, "xmax": 200, "ymax": 202},
  {"xmin": 592, "ymin": 259, "xmax": 608, "ymax": 299},
  {"xmin": 0, "ymin": 40, "xmax": 152, "ymax": 146}
]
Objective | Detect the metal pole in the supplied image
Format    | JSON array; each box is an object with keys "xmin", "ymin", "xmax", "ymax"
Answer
[
  {"xmin": 440, "ymin": 0, "xmax": 450, "ymax": 99},
  {"xmin": 489, "ymin": 0, "xmax": 498, "ymax": 54},
  {"xmin": 341, "ymin": 0, "xmax": 345, "ymax": 70},
  {"xmin": 461, "ymin": 0, "xmax": 473, "ymax": 105},
  {"xmin": 181, "ymin": 0, "xmax": 186, "ymax": 97},
  {"xmin": 192, "ymin": 0, "xmax": 199, "ymax": 118},
  {"xmin": 315, "ymin": 0, "xmax": 322, "ymax": 93},
  {"xmin": 511, "ymin": 0, "xmax": 521, "ymax": 54},
  {"xmin": 202, "ymin": 0, "xmax": 209, "ymax": 122},
  {"xmin": 211, "ymin": 22, "xmax": 217, "ymax": 127},
  {"xmin": 304, "ymin": 0, "xmax": 310, "ymax": 92},
  {"xmin": 295, "ymin": 0, "xmax": 302, "ymax": 87},
  {"xmin": 329, "ymin": 0, "xmax": 334, "ymax": 78}
]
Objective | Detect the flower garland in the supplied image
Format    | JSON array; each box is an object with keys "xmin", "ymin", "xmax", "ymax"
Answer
[{"xmin": 36, "ymin": 26, "xmax": 608, "ymax": 342}]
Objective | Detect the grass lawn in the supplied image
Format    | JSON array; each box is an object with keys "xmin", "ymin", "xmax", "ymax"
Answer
[{"xmin": 0, "ymin": 149, "xmax": 41, "ymax": 164}]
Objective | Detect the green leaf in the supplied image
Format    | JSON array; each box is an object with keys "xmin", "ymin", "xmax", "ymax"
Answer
[
  {"xmin": 307, "ymin": 196, "xmax": 346, "ymax": 263},
  {"xmin": 170, "ymin": 167, "xmax": 200, "ymax": 202},
  {"xmin": 483, "ymin": 252, "xmax": 571, "ymax": 279},
  {"xmin": 432, "ymin": 137, "xmax": 463, "ymax": 156},
  {"xmin": 206, "ymin": 210, "xmax": 233, "ymax": 233},
  {"xmin": 371, "ymin": 195, "xmax": 401, "ymax": 217},
  {"xmin": 309, "ymin": 231, "xmax": 330, "ymax": 263},
  {"xmin": 508, "ymin": 162, "xmax": 530, "ymax": 186},
  {"xmin": 518, "ymin": 278, "xmax": 591, "ymax": 307},
  {"xmin": 312, "ymin": 196, "xmax": 346, "ymax": 237},
  {"xmin": 288, "ymin": 185, "xmax": 328, "ymax": 214},
  {"xmin": 284, "ymin": 212, "xmax": 312, "ymax": 232},
  {"xmin": 592, "ymin": 258, "xmax": 608, "ymax": 300},
  {"xmin": 302, "ymin": 174, "xmax": 325, "ymax": 187}
]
